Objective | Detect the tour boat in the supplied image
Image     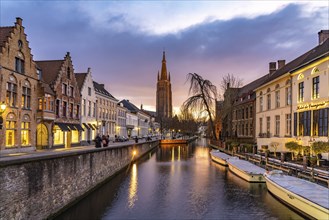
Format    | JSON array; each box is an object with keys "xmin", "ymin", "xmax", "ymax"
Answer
[
  {"xmin": 227, "ymin": 157, "xmax": 266, "ymax": 182},
  {"xmin": 264, "ymin": 170, "xmax": 329, "ymax": 220},
  {"xmin": 210, "ymin": 150, "xmax": 232, "ymax": 166}
]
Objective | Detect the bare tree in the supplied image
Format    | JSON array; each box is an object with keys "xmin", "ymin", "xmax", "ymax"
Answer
[
  {"xmin": 182, "ymin": 73, "xmax": 218, "ymax": 140},
  {"xmin": 219, "ymin": 73, "xmax": 243, "ymax": 99}
]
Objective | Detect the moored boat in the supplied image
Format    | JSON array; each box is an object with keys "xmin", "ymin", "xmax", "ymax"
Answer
[
  {"xmin": 210, "ymin": 150, "xmax": 232, "ymax": 166},
  {"xmin": 264, "ymin": 170, "xmax": 329, "ymax": 220},
  {"xmin": 227, "ymin": 157, "xmax": 266, "ymax": 182}
]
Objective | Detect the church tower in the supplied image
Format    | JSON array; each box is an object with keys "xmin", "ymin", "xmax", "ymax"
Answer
[{"xmin": 156, "ymin": 51, "xmax": 172, "ymax": 121}]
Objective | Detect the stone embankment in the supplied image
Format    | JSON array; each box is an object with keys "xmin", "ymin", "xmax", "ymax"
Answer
[{"xmin": 0, "ymin": 141, "xmax": 159, "ymax": 220}]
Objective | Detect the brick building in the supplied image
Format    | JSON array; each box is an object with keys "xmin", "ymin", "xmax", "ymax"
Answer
[{"xmin": 0, "ymin": 18, "xmax": 39, "ymax": 152}]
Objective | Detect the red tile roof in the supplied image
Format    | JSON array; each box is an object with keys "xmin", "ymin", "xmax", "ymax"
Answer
[
  {"xmin": 75, "ymin": 73, "xmax": 87, "ymax": 92},
  {"xmin": 36, "ymin": 60, "xmax": 64, "ymax": 84},
  {"xmin": 0, "ymin": 26, "xmax": 14, "ymax": 48}
]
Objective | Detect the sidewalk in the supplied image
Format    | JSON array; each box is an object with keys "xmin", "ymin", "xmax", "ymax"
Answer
[{"xmin": 0, "ymin": 139, "xmax": 144, "ymax": 163}]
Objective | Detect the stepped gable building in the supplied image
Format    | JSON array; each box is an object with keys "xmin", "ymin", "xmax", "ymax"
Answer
[
  {"xmin": 36, "ymin": 52, "xmax": 83, "ymax": 148},
  {"xmin": 93, "ymin": 81, "xmax": 118, "ymax": 137},
  {"xmin": 0, "ymin": 17, "xmax": 39, "ymax": 152},
  {"xmin": 75, "ymin": 68, "xmax": 98, "ymax": 144},
  {"xmin": 156, "ymin": 51, "xmax": 172, "ymax": 121}
]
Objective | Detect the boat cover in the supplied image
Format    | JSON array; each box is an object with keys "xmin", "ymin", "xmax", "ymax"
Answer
[
  {"xmin": 210, "ymin": 150, "xmax": 232, "ymax": 160},
  {"xmin": 265, "ymin": 171, "xmax": 329, "ymax": 209},
  {"xmin": 227, "ymin": 157, "xmax": 266, "ymax": 174}
]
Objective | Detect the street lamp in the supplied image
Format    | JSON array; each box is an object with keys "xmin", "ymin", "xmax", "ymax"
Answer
[{"xmin": 0, "ymin": 101, "xmax": 7, "ymax": 129}]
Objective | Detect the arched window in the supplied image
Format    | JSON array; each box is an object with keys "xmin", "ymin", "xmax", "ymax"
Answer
[
  {"xmin": 297, "ymin": 73, "xmax": 304, "ymax": 80},
  {"xmin": 6, "ymin": 75, "xmax": 17, "ymax": 107},
  {"xmin": 21, "ymin": 114, "xmax": 30, "ymax": 146},
  {"xmin": 5, "ymin": 113, "xmax": 16, "ymax": 147},
  {"xmin": 22, "ymin": 80, "xmax": 31, "ymax": 109},
  {"xmin": 311, "ymin": 67, "xmax": 319, "ymax": 75}
]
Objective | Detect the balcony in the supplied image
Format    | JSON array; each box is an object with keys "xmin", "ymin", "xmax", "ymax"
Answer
[{"xmin": 37, "ymin": 110, "xmax": 56, "ymax": 121}]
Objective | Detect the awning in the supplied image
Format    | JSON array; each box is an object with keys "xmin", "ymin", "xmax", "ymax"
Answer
[
  {"xmin": 67, "ymin": 124, "xmax": 77, "ymax": 130},
  {"xmin": 82, "ymin": 123, "xmax": 90, "ymax": 130},
  {"xmin": 92, "ymin": 124, "xmax": 98, "ymax": 130},
  {"xmin": 88, "ymin": 123, "xmax": 95, "ymax": 130},
  {"xmin": 74, "ymin": 124, "xmax": 84, "ymax": 131},
  {"xmin": 55, "ymin": 123, "xmax": 70, "ymax": 132}
]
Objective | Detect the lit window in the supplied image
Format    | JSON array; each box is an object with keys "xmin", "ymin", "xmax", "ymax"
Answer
[
  {"xmin": 21, "ymin": 121, "xmax": 30, "ymax": 146},
  {"xmin": 6, "ymin": 81, "xmax": 17, "ymax": 107},
  {"xmin": 312, "ymin": 76, "xmax": 319, "ymax": 99},
  {"xmin": 5, "ymin": 113, "xmax": 16, "ymax": 147},
  {"xmin": 21, "ymin": 82, "xmax": 31, "ymax": 109},
  {"xmin": 53, "ymin": 126, "xmax": 64, "ymax": 145}
]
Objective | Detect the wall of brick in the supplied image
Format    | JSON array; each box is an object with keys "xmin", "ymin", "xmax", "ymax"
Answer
[{"xmin": 0, "ymin": 141, "xmax": 159, "ymax": 220}]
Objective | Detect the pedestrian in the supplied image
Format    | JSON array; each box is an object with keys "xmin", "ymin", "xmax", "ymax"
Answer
[
  {"xmin": 95, "ymin": 134, "xmax": 102, "ymax": 148},
  {"xmin": 102, "ymin": 135, "xmax": 107, "ymax": 147}
]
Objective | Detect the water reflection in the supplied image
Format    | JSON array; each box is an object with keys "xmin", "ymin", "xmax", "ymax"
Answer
[
  {"xmin": 56, "ymin": 139, "xmax": 303, "ymax": 220},
  {"xmin": 128, "ymin": 163, "xmax": 138, "ymax": 208}
]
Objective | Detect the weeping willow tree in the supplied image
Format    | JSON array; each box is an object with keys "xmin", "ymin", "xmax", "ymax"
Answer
[{"xmin": 182, "ymin": 73, "xmax": 218, "ymax": 140}]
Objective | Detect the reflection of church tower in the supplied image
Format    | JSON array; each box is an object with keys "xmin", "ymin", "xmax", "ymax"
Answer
[{"xmin": 156, "ymin": 51, "xmax": 172, "ymax": 121}]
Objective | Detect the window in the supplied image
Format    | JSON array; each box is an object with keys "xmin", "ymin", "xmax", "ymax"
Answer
[
  {"xmin": 83, "ymin": 99, "xmax": 86, "ymax": 116},
  {"xmin": 5, "ymin": 113, "xmax": 16, "ymax": 147},
  {"xmin": 266, "ymin": 116, "xmax": 270, "ymax": 134},
  {"xmin": 63, "ymin": 101, "xmax": 67, "ymax": 117},
  {"xmin": 88, "ymin": 87, "xmax": 91, "ymax": 96},
  {"xmin": 299, "ymin": 111, "xmax": 311, "ymax": 136},
  {"xmin": 267, "ymin": 94, "xmax": 271, "ymax": 110},
  {"xmin": 88, "ymin": 101, "xmax": 91, "ymax": 116},
  {"xmin": 286, "ymin": 114, "xmax": 291, "ymax": 136},
  {"xmin": 6, "ymin": 82, "xmax": 17, "ymax": 107},
  {"xmin": 286, "ymin": 87, "xmax": 291, "ymax": 106},
  {"xmin": 21, "ymin": 83, "xmax": 31, "ymax": 109},
  {"xmin": 76, "ymin": 105, "xmax": 80, "ymax": 119},
  {"xmin": 293, "ymin": 113, "xmax": 297, "ymax": 136},
  {"xmin": 298, "ymin": 82, "xmax": 304, "ymax": 102},
  {"xmin": 44, "ymin": 94, "xmax": 54, "ymax": 111},
  {"xmin": 15, "ymin": 57, "xmax": 24, "ymax": 73},
  {"xmin": 55, "ymin": 100, "xmax": 60, "ymax": 117},
  {"xmin": 249, "ymin": 106, "xmax": 253, "ymax": 118},
  {"xmin": 312, "ymin": 76, "xmax": 319, "ymax": 99},
  {"xmin": 259, "ymin": 96, "xmax": 263, "ymax": 112},
  {"xmin": 21, "ymin": 115, "xmax": 30, "ymax": 146},
  {"xmin": 62, "ymin": 84, "xmax": 67, "ymax": 95},
  {"xmin": 67, "ymin": 67, "xmax": 71, "ymax": 79},
  {"xmin": 69, "ymin": 103, "xmax": 73, "ymax": 118},
  {"xmin": 245, "ymin": 123, "xmax": 248, "ymax": 136},
  {"xmin": 245, "ymin": 108, "xmax": 248, "ymax": 118},
  {"xmin": 275, "ymin": 115, "xmax": 280, "ymax": 136},
  {"xmin": 259, "ymin": 118, "xmax": 263, "ymax": 134},
  {"xmin": 70, "ymin": 86, "xmax": 74, "ymax": 97},
  {"xmin": 275, "ymin": 91, "xmax": 280, "ymax": 108},
  {"xmin": 93, "ymin": 102, "xmax": 96, "ymax": 117},
  {"xmin": 317, "ymin": 108, "xmax": 328, "ymax": 136}
]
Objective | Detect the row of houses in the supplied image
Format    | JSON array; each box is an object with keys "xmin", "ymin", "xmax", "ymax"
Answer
[
  {"xmin": 217, "ymin": 30, "xmax": 329, "ymax": 159},
  {"xmin": 0, "ymin": 18, "xmax": 158, "ymax": 153}
]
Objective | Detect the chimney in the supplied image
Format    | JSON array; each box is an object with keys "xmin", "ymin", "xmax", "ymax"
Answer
[
  {"xmin": 227, "ymin": 83, "xmax": 230, "ymax": 89},
  {"xmin": 16, "ymin": 17, "xmax": 22, "ymax": 26},
  {"xmin": 87, "ymin": 67, "xmax": 91, "ymax": 73},
  {"xmin": 318, "ymin": 30, "xmax": 329, "ymax": 45},
  {"xmin": 277, "ymin": 60, "xmax": 285, "ymax": 69},
  {"xmin": 269, "ymin": 62, "xmax": 276, "ymax": 75}
]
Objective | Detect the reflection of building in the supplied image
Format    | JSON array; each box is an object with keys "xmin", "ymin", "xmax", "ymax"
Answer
[
  {"xmin": 215, "ymin": 101, "xmax": 223, "ymax": 140},
  {"xmin": 93, "ymin": 81, "xmax": 118, "ymax": 137},
  {"xmin": 36, "ymin": 52, "xmax": 83, "ymax": 148},
  {"xmin": 0, "ymin": 18, "xmax": 39, "ymax": 152},
  {"xmin": 156, "ymin": 51, "xmax": 172, "ymax": 121},
  {"xmin": 76, "ymin": 68, "xmax": 98, "ymax": 144}
]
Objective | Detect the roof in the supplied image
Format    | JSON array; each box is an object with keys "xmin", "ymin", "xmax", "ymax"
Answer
[
  {"xmin": 36, "ymin": 60, "xmax": 63, "ymax": 84},
  {"xmin": 75, "ymin": 73, "xmax": 87, "ymax": 92},
  {"xmin": 119, "ymin": 99, "xmax": 140, "ymax": 113},
  {"xmin": 0, "ymin": 26, "xmax": 14, "ymax": 48},
  {"xmin": 41, "ymin": 81, "xmax": 55, "ymax": 95},
  {"xmin": 260, "ymin": 38, "xmax": 329, "ymax": 87},
  {"xmin": 142, "ymin": 110, "xmax": 157, "ymax": 118},
  {"xmin": 93, "ymin": 81, "xmax": 117, "ymax": 100}
]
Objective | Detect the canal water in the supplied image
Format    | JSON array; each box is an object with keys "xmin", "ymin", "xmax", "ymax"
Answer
[{"xmin": 56, "ymin": 138, "xmax": 303, "ymax": 220}]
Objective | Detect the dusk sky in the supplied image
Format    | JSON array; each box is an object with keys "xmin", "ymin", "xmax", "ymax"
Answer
[{"xmin": 1, "ymin": 1, "xmax": 328, "ymax": 114}]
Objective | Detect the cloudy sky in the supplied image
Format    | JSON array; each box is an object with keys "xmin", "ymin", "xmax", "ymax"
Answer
[{"xmin": 1, "ymin": 1, "xmax": 328, "ymax": 114}]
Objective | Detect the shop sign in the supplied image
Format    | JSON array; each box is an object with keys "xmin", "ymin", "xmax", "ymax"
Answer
[{"xmin": 297, "ymin": 100, "xmax": 329, "ymax": 110}]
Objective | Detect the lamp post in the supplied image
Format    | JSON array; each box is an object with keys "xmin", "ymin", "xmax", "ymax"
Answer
[{"xmin": 0, "ymin": 101, "xmax": 7, "ymax": 129}]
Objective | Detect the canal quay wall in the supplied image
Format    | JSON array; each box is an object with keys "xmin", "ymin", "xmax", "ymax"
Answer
[{"xmin": 0, "ymin": 141, "xmax": 159, "ymax": 220}]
